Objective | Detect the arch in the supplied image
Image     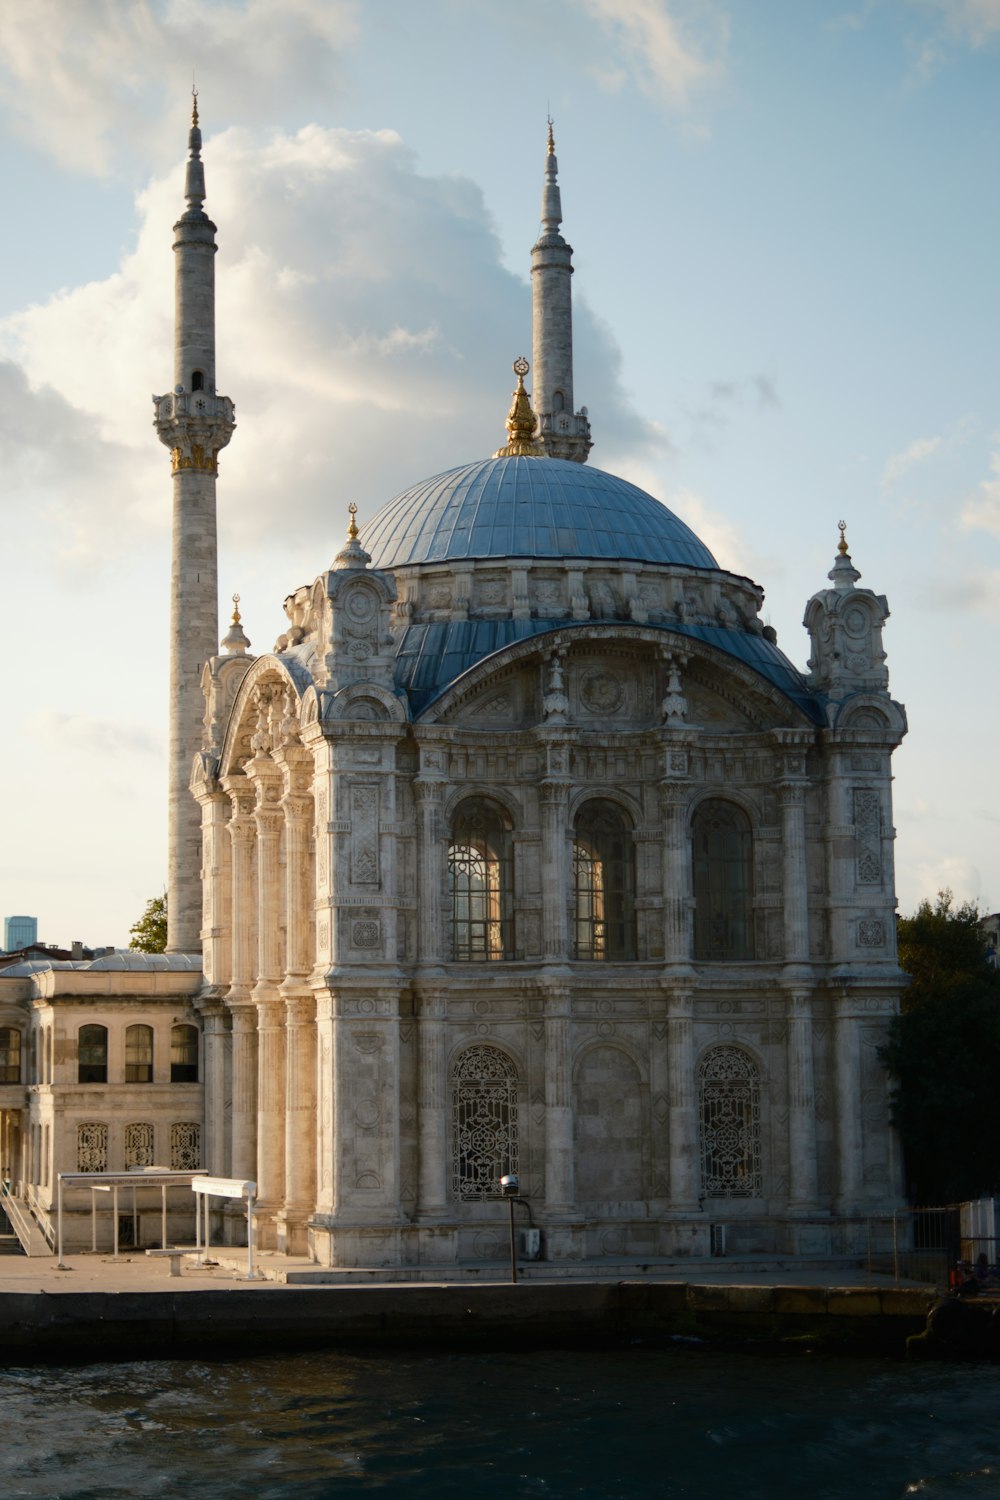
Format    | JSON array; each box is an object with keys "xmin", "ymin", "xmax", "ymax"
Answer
[
  {"xmin": 0, "ymin": 1027, "xmax": 21, "ymax": 1084},
  {"xmin": 170, "ymin": 1024, "xmax": 199, "ymax": 1083},
  {"xmin": 572, "ymin": 799, "xmax": 636, "ymax": 960},
  {"xmin": 692, "ymin": 798, "xmax": 754, "ymax": 960},
  {"xmin": 450, "ymin": 1044, "xmax": 519, "ymax": 1200},
  {"xmin": 698, "ymin": 1044, "xmax": 762, "ymax": 1199},
  {"xmin": 218, "ymin": 657, "xmax": 308, "ymax": 778},
  {"xmin": 78, "ymin": 1024, "xmax": 108, "ymax": 1085},
  {"xmin": 124, "ymin": 1122, "xmax": 154, "ymax": 1169},
  {"xmin": 191, "ymin": 369, "xmax": 204, "ymax": 392},
  {"xmin": 448, "ymin": 797, "xmax": 514, "ymax": 960},
  {"xmin": 574, "ymin": 1044, "xmax": 643, "ymax": 1202},
  {"xmin": 125, "ymin": 1024, "xmax": 154, "ymax": 1084}
]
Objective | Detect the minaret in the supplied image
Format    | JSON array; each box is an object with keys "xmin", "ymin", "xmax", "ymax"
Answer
[
  {"xmin": 530, "ymin": 121, "xmax": 592, "ymax": 463},
  {"xmin": 153, "ymin": 94, "xmax": 235, "ymax": 954}
]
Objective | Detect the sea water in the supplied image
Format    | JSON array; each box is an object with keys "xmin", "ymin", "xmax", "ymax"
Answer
[{"xmin": 2, "ymin": 1345, "xmax": 998, "ymax": 1499}]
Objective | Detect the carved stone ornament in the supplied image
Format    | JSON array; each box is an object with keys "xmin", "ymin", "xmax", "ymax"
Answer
[{"xmin": 580, "ymin": 667, "xmax": 625, "ymax": 715}]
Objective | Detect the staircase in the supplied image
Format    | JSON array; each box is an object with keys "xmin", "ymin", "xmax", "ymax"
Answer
[{"xmin": 1, "ymin": 1195, "xmax": 52, "ymax": 1257}]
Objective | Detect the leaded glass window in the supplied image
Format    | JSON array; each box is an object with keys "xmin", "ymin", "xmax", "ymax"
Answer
[
  {"xmin": 124, "ymin": 1122, "xmax": 154, "ymax": 1169},
  {"xmin": 170, "ymin": 1122, "xmax": 201, "ymax": 1171},
  {"xmin": 451, "ymin": 1045, "xmax": 518, "ymax": 1200},
  {"xmin": 125, "ymin": 1024, "xmax": 154, "ymax": 1084},
  {"xmin": 573, "ymin": 801, "xmax": 636, "ymax": 960},
  {"xmin": 77, "ymin": 1122, "xmax": 108, "ymax": 1173},
  {"xmin": 78, "ymin": 1025, "xmax": 108, "ymax": 1084},
  {"xmin": 448, "ymin": 799, "xmax": 513, "ymax": 961},
  {"xmin": 692, "ymin": 799, "xmax": 754, "ymax": 960},
  {"xmin": 170, "ymin": 1024, "xmax": 199, "ymax": 1083},
  {"xmin": 699, "ymin": 1045, "xmax": 762, "ymax": 1198},
  {"xmin": 0, "ymin": 1027, "xmax": 21, "ymax": 1084}
]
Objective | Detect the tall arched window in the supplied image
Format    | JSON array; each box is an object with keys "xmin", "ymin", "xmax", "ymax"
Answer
[
  {"xmin": 78, "ymin": 1025, "xmax": 108, "ymax": 1084},
  {"xmin": 0, "ymin": 1028, "xmax": 21, "ymax": 1084},
  {"xmin": 573, "ymin": 801, "xmax": 636, "ymax": 960},
  {"xmin": 451, "ymin": 1045, "xmax": 519, "ymax": 1200},
  {"xmin": 692, "ymin": 799, "xmax": 754, "ymax": 960},
  {"xmin": 448, "ymin": 799, "xmax": 513, "ymax": 960},
  {"xmin": 125, "ymin": 1024, "xmax": 154, "ymax": 1084},
  {"xmin": 699, "ymin": 1045, "xmax": 762, "ymax": 1198},
  {"xmin": 170, "ymin": 1024, "xmax": 199, "ymax": 1083}
]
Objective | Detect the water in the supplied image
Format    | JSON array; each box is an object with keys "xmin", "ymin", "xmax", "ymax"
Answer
[{"xmin": 2, "ymin": 1346, "xmax": 998, "ymax": 1499}]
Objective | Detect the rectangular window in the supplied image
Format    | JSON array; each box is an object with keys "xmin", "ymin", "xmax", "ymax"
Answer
[
  {"xmin": 77, "ymin": 1122, "xmax": 108, "ymax": 1173},
  {"xmin": 170, "ymin": 1123, "xmax": 201, "ymax": 1171}
]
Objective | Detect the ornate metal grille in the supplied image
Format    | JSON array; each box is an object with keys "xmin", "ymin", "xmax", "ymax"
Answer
[
  {"xmin": 124, "ymin": 1122, "xmax": 154, "ymax": 1169},
  {"xmin": 77, "ymin": 1122, "xmax": 108, "ymax": 1173},
  {"xmin": 170, "ymin": 1122, "xmax": 201, "ymax": 1171},
  {"xmin": 692, "ymin": 800, "xmax": 754, "ymax": 960},
  {"xmin": 572, "ymin": 801, "xmax": 635, "ymax": 960},
  {"xmin": 448, "ymin": 800, "xmax": 513, "ymax": 960},
  {"xmin": 699, "ymin": 1046, "xmax": 762, "ymax": 1198},
  {"xmin": 451, "ymin": 1045, "xmax": 518, "ymax": 1200}
]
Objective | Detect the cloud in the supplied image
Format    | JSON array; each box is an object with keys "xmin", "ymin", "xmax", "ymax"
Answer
[
  {"xmin": 0, "ymin": 124, "xmax": 664, "ymax": 582},
  {"xmin": 582, "ymin": 0, "xmax": 727, "ymax": 110},
  {"xmin": 684, "ymin": 373, "xmax": 780, "ymax": 437},
  {"xmin": 912, "ymin": 0, "xmax": 1000, "ymax": 45},
  {"xmin": 881, "ymin": 434, "xmax": 943, "ymax": 489},
  {"xmin": 33, "ymin": 712, "xmax": 164, "ymax": 760},
  {"xmin": 960, "ymin": 451, "xmax": 1000, "ymax": 537},
  {"xmin": 911, "ymin": 855, "xmax": 985, "ymax": 908},
  {"xmin": 0, "ymin": 0, "xmax": 358, "ymax": 178}
]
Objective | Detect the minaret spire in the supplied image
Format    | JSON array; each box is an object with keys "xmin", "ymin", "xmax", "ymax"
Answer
[
  {"xmin": 153, "ymin": 97, "xmax": 236, "ymax": 954},
  {"xmin": 531, "ymin": 120, "xmax": 592, "ymax": 463}
]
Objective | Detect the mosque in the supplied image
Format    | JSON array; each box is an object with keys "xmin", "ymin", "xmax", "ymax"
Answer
[{"xmin": 0, "ymin": 107, "xmax": 909, "ymax": 1267}]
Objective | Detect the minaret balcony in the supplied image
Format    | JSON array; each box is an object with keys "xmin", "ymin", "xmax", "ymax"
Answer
[{"xmin": 153, "ymin": 390, "xmax": 236, "ymax": 472}]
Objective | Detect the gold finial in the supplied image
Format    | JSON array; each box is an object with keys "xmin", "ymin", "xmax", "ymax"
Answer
[
  {"xmin": 837, "ymin": 520, "xmax": 848, "ymax": 556},
  {"xmin": 547, "ymin": 116, "xmax": 555, "ymax": 155},
  {"xmin": 494, "ymin": 358, "xmax": 543, "ymax": 458},
  {"xmin": 348, "ymin": 501, "xmax": 359, "ymax": 540},
  {"xmin": 231, "ymin": 592, "xmax": 241, "ymax": 624},
  {"xmin": 191, "ymin": 84, "xmax": 199, "ymax": 129}
]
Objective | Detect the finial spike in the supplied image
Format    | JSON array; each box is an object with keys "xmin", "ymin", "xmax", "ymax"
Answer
[
  {"xmin": 191, "ymin": 82, "xmax": 199, "ymax": 129},
  {"xmin": 231, "ymin": 592, "xmax": 241, "ymax": 624},
  {"xmin": 348, "ymin": 501, "xmax": 359, "ymax": 541},
  {"xmin": 494, "ymin": 358, "xmax": 543, "ymax": 457},
  {"xmin": 837, "ymin": 519, "xmax": 848, "ymax": 557},
  {"xmin": 547, "ymin": 116, "xmax": 555, "ymax": 156}
]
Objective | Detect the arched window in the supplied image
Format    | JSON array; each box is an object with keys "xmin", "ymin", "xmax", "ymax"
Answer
[
  {"xmin": 692, "ymin": 799, "xmax": 754, "ymax": 960},
  {"xmin": 78, "ymin": 1025, "xmax": 108, "ymax": 1084},
  {"xmin": 170, "ymin": 1123, "xmax": 202, "ymax": 1170},
  {"xmin": 124, "ymin": 1123, "xmax": 154, "ymax": 1169},
  {"xmin": 170, "ymin": 1024, "xmax": 199, "ymax": 1083},
  {"xmin": 448, "ymin": 799, "xmax": 513, "ymax": 960},
  {"xmin": 125, "ymin": 1024, "xmax": 154, "ymax": 1084},
  {"xmin": 0, "ymin": 1028, "xmax": 21, "ymax": 1084},
  {"xmin": 573, "ymin": 801, "xmax": 636, "ymax": 960},
  {"xmin": 699, "ymin": 1046, "xmax": 762, "ymax": 1198},
  {"xmin": 77, "ymin": 1122, "xmax": 108, "ymax": 1173},
  {"xmin": 191, "ymin": 369, "xmax": 204, "ymax": 391},
  {"xmin": 451, "ymin": 1045, "xmax": 519, "ymax": 1200}
]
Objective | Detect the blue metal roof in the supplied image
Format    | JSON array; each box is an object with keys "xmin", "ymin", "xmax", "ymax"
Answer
[
  {"xmin": 395, "ymin": 617, "xmax": 826, "ymax": 724},
  {"xmin": 359, "ymin": 456, "xmax": 719, "ymax": 570}
]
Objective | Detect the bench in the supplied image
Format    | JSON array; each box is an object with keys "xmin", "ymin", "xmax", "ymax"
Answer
[{"xmin": 145, "ymin": 1247, "xmax": 197, "ymax": 1277}]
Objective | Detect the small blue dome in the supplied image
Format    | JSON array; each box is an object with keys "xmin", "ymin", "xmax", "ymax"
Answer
[{"xmin": 359, "ymin": 456, "xmax": 718, "ymax": 570}]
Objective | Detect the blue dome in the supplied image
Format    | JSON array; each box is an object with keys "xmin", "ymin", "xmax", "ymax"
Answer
[{"xmin": 359, "ymin": 456, "xmax": 718, "ymax": 570}]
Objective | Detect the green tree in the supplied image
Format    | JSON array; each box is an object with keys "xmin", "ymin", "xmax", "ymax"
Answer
[
  {"xmin": 129, "ymin": 894, "xmax": 168, "ymax": 954},
  {"xmin": 880, "ymin": 891, "xmax": 1000, "ymax": 1204}
]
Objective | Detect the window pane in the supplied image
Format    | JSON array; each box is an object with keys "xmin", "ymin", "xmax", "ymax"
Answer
[
  {"xmin": 170, "ymin": 1025, "xmax": 199, "ymax": 1083},
  {"xmin": 78, "ymin": 1025, "xmax": 108, "ymax": 1084},
  {"xmin": 448, "ymin": 799, "xmax": 513, "ymax": 960},
  {"xmin": 125, "ymin": 1024, "xmax": 154, "ymax": 1084},
  {"xmin": 692, "ymin": 800, "xmax": 754, "ymax": 960},
  {"xmin": 0, "ymin": 1028, "xmax": 21, "ymax": 1084},
  {"xmin": 573, "ymin": 801, "xmax": 635, "ymax": 960}
]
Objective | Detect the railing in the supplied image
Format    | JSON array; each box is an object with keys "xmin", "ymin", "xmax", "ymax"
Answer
[{"xmin": 864, "ymin": 1202, "xmax": 1000, "ymax": 1290}]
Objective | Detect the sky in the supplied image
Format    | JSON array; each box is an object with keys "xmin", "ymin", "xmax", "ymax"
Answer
[{"xmin": 1, "ymin": 0, "xmax": 998, "ymax": 948}]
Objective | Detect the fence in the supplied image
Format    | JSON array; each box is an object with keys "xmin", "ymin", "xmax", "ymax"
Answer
[{"xmin": 864, "ymin": 1200, "xmax": 999, "ymax": 1289}]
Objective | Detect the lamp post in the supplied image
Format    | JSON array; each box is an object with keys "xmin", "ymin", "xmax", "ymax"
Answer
[{"xmin": 500, "ymin": 1172, "xmax": 519, "ymax": 1284}]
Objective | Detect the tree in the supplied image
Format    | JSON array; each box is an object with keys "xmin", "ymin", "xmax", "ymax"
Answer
[
  {"xmin": 880, "ymin": 891, "xmax": 1000, "ymax": 1204},
  {"xmin": 129, "ymin": 894, "xmax": 168, "ymax": 954}
]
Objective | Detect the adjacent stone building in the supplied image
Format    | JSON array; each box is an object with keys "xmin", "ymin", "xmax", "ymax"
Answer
[{"xmin": 0, "ymin": 110, "xmax": 909, "ymax": 1265}]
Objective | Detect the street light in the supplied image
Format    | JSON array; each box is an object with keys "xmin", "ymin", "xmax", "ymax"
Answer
[{"xmin": 500, "ymin": 1172, "xmax": 519, "ymax": 1284}]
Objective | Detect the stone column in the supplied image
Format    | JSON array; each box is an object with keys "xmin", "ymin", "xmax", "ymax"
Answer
[
  {"xmin": 413, "ymin": 777, "xmax": 446, "ymax": 965},
  {"xmin": 250, "ymin": 766, "xmax": 286, "ymax": 1238},
  {"xmin": 195, "ymin": 785, "xmax": 231, "ymax": 990},
  {"xmin": 659, "ymin": 780, "xmax": 693, "ymax": 966},
  {"xmin": 230, "ymin": 1005, "xmax": 257, "ymax": 1182},
  {"xmin": 415, "ymin": 985, "xmax": 448, "ymax": 1216},
  {"xmin": 539, "ymin": 781, "xmax": 571, "ymax": 962},
  {"xmin": 786, "ymin": 990, "xmax": 819, "ymax": 1211},
  {"xmin": 666, "ymin": 989, "xmax": 700, "ymax": 1211},
  {"xmin": 281, "ymin": 995, "xmax": 316, "ymax": 1253},
  {"xmin": 543, "ymin": 984, "xmax": 574, "ymax": 1212},
  {"xmin": 834, "ymin": 993, "xmax": 863, "ymax": 1215},
  {"xmin": 224, "ymin": 780, "xmax": 256, "ymax": 1002},
  {"xmin": 780, "ymin": 781, "xmax": 810, "ymax": 965},
  {"xmin": 200, "ymin": 1003, "xmax": 230, "ymax": 1176}
]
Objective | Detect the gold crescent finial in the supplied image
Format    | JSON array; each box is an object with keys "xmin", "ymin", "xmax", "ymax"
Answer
[
  {"xmin": 837, "ymin": 520, "xmax": 848, "ymax": 556},
  {"xmin": 547, "ymin": 116, "xmax": 555, "ymax": 155},
  {"xmin": 494, "ymin": 358, "xmax": 543, "ymax": 457},
  {"xmin": 348, "ymin": 501, "xmax": 359, "ymax": 540},
  {"xmin": 231, "ymin": 592, "xmax": 241, "ymax": 623},
  {"xmin": 191, "ymin": 82, "xmax": 199, "ymax": 129}
]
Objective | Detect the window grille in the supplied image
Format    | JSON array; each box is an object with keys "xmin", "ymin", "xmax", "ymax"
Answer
[
  {"xmin": 78, "ymin": 1025, "xmax": 108, "ymax": 1084},
  {"xmin": 699, "ymin": 1045, "xmax": 762, "ymax": 1198},
  {"xmin": 572, "ymin": 801, "xmax": 636, "ymax": 960},
  {"xmin": 451, "ymin": 1045, "xmax": 518, "ymax": 1200},
  {"xmin": 170, "ymin": 1122, "xmax": 201, "ymax": 1171},
  {"xmin": 77, "ymin": 1122, "xmax": 108, "ymax": 1173},
  {"xmin": 692, "ymin": 800, "xmax": 754, "ymax": 960},
  {"xmin": 124, "ymin": 1122, "xmax": 154, "ymax": 1169},
  {"xmin": 170, "ymin": 1024, "xmax": 199, "ymax": 1083},
  {"xmin": 0, "ymin": 1027, "xmax": 21, "ymax": 1084},
  {"xmin": 125, "ymin": 1024, "xmax": 154, "ymax": 1084},
  {"xmin": 448, "ymin": 799, "xmax": 513, "ymax": 960}
]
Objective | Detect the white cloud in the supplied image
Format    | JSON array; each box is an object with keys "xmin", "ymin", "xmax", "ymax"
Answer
[
  {"xmin": 960, "ymin": 451, "xmax": 1000, "ymax": 537},
  {"xmin": 913, "ymin": 0, "xmax": 1000, "ymax": 45},
  {"xmin": 881, "ymin": 434, "xmax": 942, "ymax": 489},
  {"xmin": 910, "ymin": 855, "xmax": 985, "ymax": 908},
  {"xmin": 0, "ymin": 0, "xmax": 358, "ymax": 178},
  {"xmin": 582, "ymin": 0, "xmax": 727, "ymax": 110}
]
